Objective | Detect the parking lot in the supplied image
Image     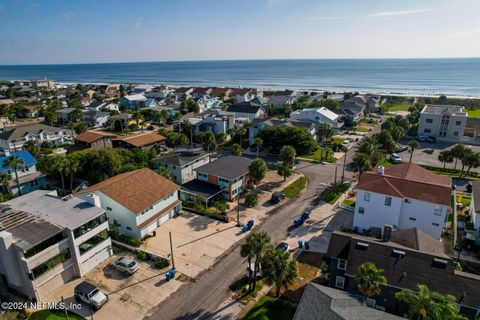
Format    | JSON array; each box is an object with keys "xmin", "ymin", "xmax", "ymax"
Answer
[{"xmin": 141, "ymin": 211, "xmax": 248, "ymax": 278}]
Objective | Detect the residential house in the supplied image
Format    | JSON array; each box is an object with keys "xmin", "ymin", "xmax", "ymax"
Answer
[
  {"xmin": 174, "ymin": 87, "xmax": 195, "ymax": 101},
  {"xmin": 74, "ymin": 131, "xmax": 115, "ymax": 150},
  {"xmin": 267, "ymin": 90, "xmax": 298, "ymax": 106},
  {"xmin": 197, "ymin": 97, "xmax": 221, "ymax": 112},
  {"xmin": 0, "ymin": 124, "xmax": 69, "ymax": 152},
  {"xmin": 144, "ymin": 86, "xmax": 173, "ymax": 99},
  {"xmin": 86, "ymin": 101, "xmax": 108, "ymax": 111},
  {"xmin": 327, "ymin": 93, "xmax": 345, "ymax": 102},
  {"xmin": 0, "ymin": 150, "xmax": 46, "ymax": 196},
  {"xmin": 290, "ymin": 107, "xmax": 343, "ymax": 132},
  {"xmin": 327, "ymin": 229, "xmax": 480, "ymax": 319},
  {"xmin": 120, "ymin": 94, "xmax": 147, "ymax": 110},
  {"xmin": 32, "ymin": 79, "xmax": 56, "ymax": 90},
  {"xmin": 210, "ymin": 87, "xmax": 232, "ymax": 101},
  {"xmin": 0, "ymin": 99, "xmax": 15, "ymax": 106},
  {"xmin": 76, "ymin": 168, "xmax": 181, "ymax": 239},
  {"xmin": 83, "ymin": 110, "xmax": 110, "ymax": 128},
  {"xmin": 131, "ymin": 85, "xmax": 154, "ymax": 95},
  {"xmin": 180, "ymin": 156, "xmax": 252, "ymax": 204},
  {"xmin": 466, "ymin": 181, "xmax": 480, "ymax": 245},
  {"xmin": 188, "ymin": 110, "xmax": 235, "ymax": 135},
  {"xmin": 336, "ymin": 100, "xmax": 366, "ymax": 123},
  {"xmin": 17, "ymin": 105, "xmax": 44, "ymax": 119},
  {"xmin": 0, "ymin": 190, "xmax": 112, "ymax": 300},
  {"xmin": 418, "ymin": 104, "xmax": 468, "ymax": 140},
  {"xmin": 226, "ymin": 102, "xmax": 265, "ymax": 122},
  {"xmin": 293, "ymin": 283, "xmax": 401, "ymax": 320},
  {"xmin": 230, "ymin": 88, "xmax": 255, "ymax": 103},
  {"xmin": 151, "ymin": 151, "xmax": 210, "ymax": 184},
  {"xmin": 248, "ymin": 118, "xmax": 316, "ymax": 145},
  {"xmin": 353, "ymin": 163, "xmax": 451, "ymax": 239},
  {"xmin": 112, "ymin": 132, "xmax": 166, "ymax": 152}
]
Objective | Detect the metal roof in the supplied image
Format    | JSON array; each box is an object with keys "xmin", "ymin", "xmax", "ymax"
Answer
[{"xmin": 0, "ymin": 150, "xmax": 37, "ymax": 173}]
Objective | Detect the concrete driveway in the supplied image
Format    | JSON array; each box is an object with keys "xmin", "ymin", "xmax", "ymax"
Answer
[{"xmin": 141, "ymin": 212, "xmax": 247, "ymax": 278}]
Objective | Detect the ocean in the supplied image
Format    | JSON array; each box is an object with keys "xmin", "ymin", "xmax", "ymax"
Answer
[{"xmin": 0, "ymin": 58, "xmax": 479, "ymax": 97}]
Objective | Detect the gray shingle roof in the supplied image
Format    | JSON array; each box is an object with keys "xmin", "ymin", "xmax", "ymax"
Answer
[
  {"xmin": 0, "ymin": 124, "xmax": 64, "ymax": 141},
  {"xmin": 152, "ymin": 151, "xmax": 208, "ymax": 167},
  {"xmin": 293, "ymin": 283, "xmax": 401, "ymax": 320},
  {"xmin": 422, "ymin": 104, "xmax": 465, "ymax": 115},
  {"xmin": 196, "ymin": 156, "xmax": 252, "ymax": 180}
]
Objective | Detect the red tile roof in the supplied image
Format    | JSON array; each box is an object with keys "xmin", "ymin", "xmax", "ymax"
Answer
[
  {"xmin": 356, "ymin": 163, "xmax": 451, "ymax": 206},
  {"xmin": 76, "ymin": 168, "xmax": 180, "ymax": 214}
]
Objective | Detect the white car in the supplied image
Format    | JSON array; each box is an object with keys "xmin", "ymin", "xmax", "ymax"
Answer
[
  {"xmin": 111, "ymin": 257, "xmax": 139, "ymax": 275},
  {"xmin": 341, "ymin": 139, "xmax": 351, "ymax": 147},
  {"xmin": 246, "ymin": 262, "xmax": 262, "ymax": 279},
  {"xmin": 389, "ymin": 153, "xmax": 402, "ymax": 163},
  {"xmin": 74, "ymin": 281, "xmax": 108, "ymax": 310}
]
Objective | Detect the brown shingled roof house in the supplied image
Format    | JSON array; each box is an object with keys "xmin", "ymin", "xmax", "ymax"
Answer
[
  {"xmin": 76, "ymin": 168, "xmax": 181, "ymax": 239},
  {"xmin": 112, "ymin": 132, "xmax": 165, "ymax": 151},
  {"xmin": 75, "ymin": 131, "xmax": 116, "ymax": 150},
  {"xmin": 327, "ymin": 228, "xmax": 480, "ymax": 319}
]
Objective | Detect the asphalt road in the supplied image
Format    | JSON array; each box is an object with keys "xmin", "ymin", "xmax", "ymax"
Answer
[{"xmin": 144, "ymin": 159, "xmax": 353, "ymax": 320}]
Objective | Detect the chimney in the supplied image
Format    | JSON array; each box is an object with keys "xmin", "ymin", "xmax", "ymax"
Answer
[
  {"xmin": 377, "ymin": 166, "xmax": 385, "ymax": 175},
  {"xmin": 383, "ymin": 224, "xmax": 393, "ymax": 241},
  {"xmin": 87, "ymin": 193, "xmax": 101, "ymax": 208}
]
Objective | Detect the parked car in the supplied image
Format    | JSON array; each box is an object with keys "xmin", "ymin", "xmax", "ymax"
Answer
[
  {"xmin": 275, "ymin": 241, "xmax": 290, "ymax": 252},
  {"xmin": 395, "ymin": 145, "xmax": 408, "ymax": 153},
  {"xmin": 246, "ymin": 262, "xmax": 262, "ymax": 279},
  {"xmin": 74, "ymin": 281, "xmax": 108, "ymax": 310},
  {"xmin": 416, "ymin": 135, "xmax": 426, "ymax": 142},
  {"xmin": 389, "ymin": 153, "xmax": 402, "ymax": 163},
  {"xmin": 427, "ymin": 136, "xmax": 437, "ymax": 143},
  {"xmin": 111, "ymin": 257, "xmax": 139, "ymax": 275},
  {"xmin": 271, "ymin": 191, "xmax": 286, "ymax": 204},
  {"xmin": 341, "ymin": 139, "xmax": 352, "ymax": 147}
]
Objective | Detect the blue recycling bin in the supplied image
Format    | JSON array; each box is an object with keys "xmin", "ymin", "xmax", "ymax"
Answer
[
  {"xmin": 165, "ymin": 268, "xmax": 176, "ymax": 281},
  {"xmin": 298, "ymin": 240, "xmax": 303, "ymax": 248},
  {"xmin": 304, "ymin": 241, "xmax": 310, "ymax": 250}
]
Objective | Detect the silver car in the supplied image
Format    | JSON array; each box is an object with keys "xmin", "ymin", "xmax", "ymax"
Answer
[{"xmin": 111, "ymin": 257, "xmax": 139, "ymax": 275}]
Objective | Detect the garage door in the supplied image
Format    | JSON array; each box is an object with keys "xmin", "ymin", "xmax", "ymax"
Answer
[
  {"xmin": 158, "ymin": 210, "xmax": 172, "ymax": 226},
  {"xmin": 36, "ymin": 264, "xmax": 75, "ymax": 300},
  {"xmin": 81, "ymin": 245, "xmax": 113, "ymax": 275}
]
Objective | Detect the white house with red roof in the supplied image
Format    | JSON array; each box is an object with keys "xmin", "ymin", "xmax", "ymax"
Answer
[{"xmin": 353, "ymin": 163, "xmax": 452, "ymax": 239}]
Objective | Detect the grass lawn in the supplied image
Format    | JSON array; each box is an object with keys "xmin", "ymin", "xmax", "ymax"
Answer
[
  {"xmin": 467, "ymin": 109, "xmax": 480, "ymax": 119},
  {"xmin": 320, "ymin": 183, "xmax": 350, "ymax": 204},
  {"xmin": 29, "ymin": 310, "xmax": 84, "ymax": 320},
  {"xmin": 383, "ymin": 103, "xmax": 412, "ymax": 112},
  {"xmin": 332, "ymin": 137, "xmax": 344, "ymax": 144},
  {"xmin": 302, "ymin": 148, "xmax": 337, "ymax": 163},
  {"xmin": 243, "ymin": 296, "xmax": 297, "ymax": 320},
  {"xmin": 343, "ymin": 199, "xmax": 356, "ymax": 207},
  {"xmin": 282, "ymin": 177, "xmax": 308, "ymax": 199},
  {"xmin": 421, "ymin": 164, "xmax": 480, "ymax": 180},
  {"xmin": 232, "ymin": 277, "xmax": 265, "ymax": 304},
  {"xmin": 352, "ymin": 126, "xmax": 370, "ymax": 133},
  {"xmin": 359, "ymin": 118, "xmax": 378, "ymax": 125},
  {"xmin": 377, "ymin": 157, "xmax": 393, "ymax": 167}
]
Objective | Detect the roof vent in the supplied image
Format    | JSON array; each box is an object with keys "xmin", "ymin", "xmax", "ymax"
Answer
[
  {"xmin": 377, "ymin": 166, "xmax": 385, "ymax": 175},
  {"xmin": 432, "ymin": 258, "xmax": 449, "ymax": 268},
  {"xmin": 356, "ymin": 242, "xmax": 369, "ymax": 250}
]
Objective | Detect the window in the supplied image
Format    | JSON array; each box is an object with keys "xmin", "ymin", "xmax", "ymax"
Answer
[
  {"xmin": 358, "ymin": 207, "xmax": 365, "ymax": 214},
  {"xmin": 426, "ymin": 118, "xmax": 433, "ymax": 123},
  {"xmin": 218, "ymin": 177, "xmax": 229, "ymax": 184},
  {"xmin": 385, "ymin": 197, "xmax": 392, "ymax": 206},
  {"xmin": 24, "ymin": 233, "xmax": 65, "ymax": 258},
  {"xmin": 453, "ymin": 131, "xmax": 459, "ymax": 136},
  {"xmin": 73, "ymin": 214, "xmax": 107, "ymax": 238},
  {"xmin": 456, "ymin": 121, "xmax": 461, "ymax": 126},
  {"xmin": 337, "ymin": 259, "xmax": 347, "ymax": 270},
  {"xmin": 432, "ymin": 223, "xmax": 440, "ymax": 227},
  {"xmin": 409, "ymin": 217, "xmax": 417, "ymax": 221},
  {"xmin": 126, "ymin": 226, "xmax": 132, "ymax": 231},
  {"xmin": 198, "ymin": 172, "xmax": 207, "ymax": 179},
  {"xmin": 423, "ymin": 128, "xmax": 431, "ymax": 133},
  {"xmin": 31, "ymin": 248, "xmax": 71, "ymax": 279},
  {"xmin": 404, "ymin": 199, "xmax": 412, "ymax": 204},
  {"xmin": 106, "ymin": 207, "xmax": 112, "ymax": 211},
  {"xmin": 78, "ymin": 230, "xmax": 109, "ymax": 255},
  {"xmin": 335, "ymin": 276, "xmax": 345, "ymax": 289},
  {"xmin": 364, "ymin": 192, "xmax": 371, "ymax": 201},
  {"xmin": 434, "ymin": 205, "xmax": 442, "ymax": 216}
]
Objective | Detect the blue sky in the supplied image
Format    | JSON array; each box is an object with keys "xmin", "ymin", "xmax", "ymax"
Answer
[{"xmin": 0, "ymin": 0, "xmax": 479, "ymax": 64}]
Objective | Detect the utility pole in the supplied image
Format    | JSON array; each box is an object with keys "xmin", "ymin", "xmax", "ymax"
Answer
[
  {"xmin": 341, "ymin": 148, "xmax": 347, "ymax": 182},
  {"xmin": 169, "ymin": 231, "xmax": 175, "ymax": 269},
  {"xmin": 61, "ymin": 296, "xmax": 69, "ymax": 320},
  {"xmin": 333, "ymin": 166, "xmax": 338, "ymax": 194}
]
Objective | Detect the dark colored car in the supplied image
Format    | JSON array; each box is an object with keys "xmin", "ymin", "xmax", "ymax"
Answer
[
  {"xmin": 271, "ymin": 192, "xmax": 285, "ymax": 204},
  {"xmin": 275, "ymin": 241, "xmax": 290, "ymax": 252},
  {"xmin": 427, "ymin": 136, "xmax": 437, "ymax": 143}
]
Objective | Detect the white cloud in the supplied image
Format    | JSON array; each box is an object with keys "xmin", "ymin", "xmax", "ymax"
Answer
[
  {"xmin": 448, "ymin": 29, "xmax": 480, "ymax": 38},
  {"xmin": 365, "ymin": 8, "xmax": 433, "ymax": 17},
  {"xmin": 304, "ymin": 15, "xmax": 350, "ymax": 21},
  {"xmin": 62, "ymin": 12, "xmax": 72, "ymax": 21}
]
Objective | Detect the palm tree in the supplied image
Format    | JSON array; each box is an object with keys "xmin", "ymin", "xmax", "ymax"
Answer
[
  {"xmin": 352, "ymin": 152, "xmax": 373, "ymax": 173},
  {"xmin": 463, "ymin": 151, "xmax": 480, "ymax": 177},
  {"xmin": 4, "ymin": 156, "xmax": 25, "ymax": 196},
  {"xmin": 450, "ymin": 144, "xmax": 466, "ymax": 170},
  {"xmin": 357, "ymin": 136, "xmax": 382, "ymax": 164},
  {"xmin": 354, "ymin": 262, "xmax": 387, "ymax": 300},
  {"xmin": 254, "ymin": 137, "xmax": 263, "ymax": 158},
  {"xmin": 459, "ymin": 148, "xmax": 474, "ymax": 177},
  {"xmin": 50, "ymin": 156, "xmax": 68, "ymax": 192},
  {"xmin": 438, "ymin": 150, "xmax": 454, "ymax": 169},
  {"xmin": 248, "ymin": 159, "xmax": 267, "ymax": 190},
  {"xmin": 261, "ymin": 248, "xmax": 297, "ymax": 297},
  {"xmin": 240, "ymin": 231, "xmax": 272, "ymax": 291},
  {"xmin": 407, "ymin": 140, "xmax": 420, "ymax": 163},
  {"xmin": 0, "ymin": 172, "xmax": 13, "ymax": 197},
  {"xmin": 280, "ymin": 145, "xmax": 296, "ymax": 167},
  {"xmin": 230, "ymin": 143, "xmax": 242, "ymax": 156},
  {"xmin": 237, "ymin": 128, "xmax": 247, "ymax": 147},
  {"xmin": 277, "ymin": 163, "xmax": 293, "ymax": 181},
  {"xmin": 24, "ymin": 140, "xmax": 40, "ymax": 156},
  {"xmin": 131, "ymin": 111, "xmax": 144, "ymax": 131},
  {"xmin": 66, "ymin": 153, "xmax": 81, "ymax": 191}
]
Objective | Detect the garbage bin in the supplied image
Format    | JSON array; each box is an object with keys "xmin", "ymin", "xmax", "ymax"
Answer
[
  {"xmin": 166, "ymin": 268, "xmax": 176, "ymax": 281},
  {"xmin": 298, "ymin": 240, "xmax": 303, "ymax": 248},
  {"xmin": 304, "ymin": 241, "xmax": 310, "ymax": 250}
]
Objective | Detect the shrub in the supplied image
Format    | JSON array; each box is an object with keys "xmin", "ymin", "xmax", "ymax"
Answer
[
  {"xmin": 117, "ymin": 234, "xmax": 141, "ymax": 247},
  {"xmin": 137, "ymin": 251, "xmax": 148, "ymax": 261},
  {"xmin": 244, "ymin": 193, "xmax": 259, "ymax": 207},
  {"xmin": 424, "ymin": 148, "xmax": 434, "ymax": 154},
  {"xmin": 154, "ymin": 258, "xmax": 170, "ymax": 269},
  {"xmin": 214, "ymin": 200, "xmax": 230, "ymax": 212}
]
